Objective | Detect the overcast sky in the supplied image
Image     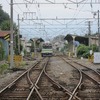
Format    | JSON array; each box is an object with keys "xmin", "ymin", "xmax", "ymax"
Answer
[{"xmin": 1, "ymin": 0, "xmax": 100, "ymax": 40}]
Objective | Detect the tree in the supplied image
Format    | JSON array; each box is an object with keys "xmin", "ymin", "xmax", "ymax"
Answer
[
  {"xmin": 0, "ymin": 6, "xmax": 9, "ymax": 26},
  {"xmin": 0, "ymin": 20, "xmax": 22, "ymax": 55},
  {"xmin": 14, "ymin": 29, "xmax": 23, "ymax": 55},
  {"xmin": 1, "ymin": 20, "xmax": 10, "ymax": 30},
  {"xmin": 1, "ymin": 20, "xmax": 17, "ymax": 31}
]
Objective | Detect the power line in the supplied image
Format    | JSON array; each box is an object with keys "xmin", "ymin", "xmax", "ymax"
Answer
[
  {"xmin": 14, "ymin": 0, "xmax": 24, "ymax": 13},
  {"xmin": 6, "ymin": 0, "xmax": 10, "ymax": 4},
  {"xmin": 13, "ymin": 2, "xmax": 100, "ymax": 5},
  {"xmin": 18, "ymin": 17, "xmax": 98, "ymax": 20}
]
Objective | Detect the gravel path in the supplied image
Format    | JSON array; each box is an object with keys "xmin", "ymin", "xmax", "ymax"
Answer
[
  {"xmin": 48, "ymin": 57, "xmax": 73, "ymax": 84},
  {"xmin": 47, "ymin": 56, "xmax": 79, "ymax": 92}
]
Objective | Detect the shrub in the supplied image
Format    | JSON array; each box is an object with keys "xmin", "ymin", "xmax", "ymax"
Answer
[
  {"xmin": 77, "ymin": 44, "xmax": 99, "ymax": 58},
  {"xmin": 0, "ymin": 64, "xmax": 8, "ymax": 74},
  {"xmin": 77, "ymin": 44, "xmax": 90, "ymax": 58},
  {"xmin": 90, "ymin": 44, "xmax": 99, "ymax": 52}
]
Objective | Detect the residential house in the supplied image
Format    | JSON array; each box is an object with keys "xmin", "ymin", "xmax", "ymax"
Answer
[{"xmin": 21, "ymin": 38, "xmax": 31, "ymax": 54}]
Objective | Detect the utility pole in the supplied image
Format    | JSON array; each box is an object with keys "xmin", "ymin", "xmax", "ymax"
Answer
[
  {"xmin": 10, "ymin": 0, "xmax": 14, "ymax": 69},
  {"xmin": 88, "ymin": 21, "xmax": 91, "ymax": 47},
  {"xmin": 33, "ymin": 39, "xmax": 36, "ymax": 59},
  {"xmin": 98, "ymin": 10, "xmax": 100, "ymax": 51},
  {"xmin": 18, "ymin": 14, "xmax": 20, "ymax": 54}
]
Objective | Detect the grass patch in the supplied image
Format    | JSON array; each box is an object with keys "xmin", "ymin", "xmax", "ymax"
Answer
[
  {"xmin": 0, "ymin": 64, "xmax": 9, "ymax": 75},
  {"xmin": 15, "ymin": 61, "xmax": 28, "ymax": 68}
]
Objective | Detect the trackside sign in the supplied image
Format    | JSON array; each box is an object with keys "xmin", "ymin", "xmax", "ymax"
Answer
[{"xmin": 94, "ymin": 52, "xmax": 100, "ymax": 63}]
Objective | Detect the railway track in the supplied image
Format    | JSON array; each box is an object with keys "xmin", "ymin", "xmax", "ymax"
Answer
[
  {"xmin": 0, "ymin": 57, "xmax": 80, "ymax": 100},
  {"xmin": 0, "ymin": 59, "xmax": 42, "ymax": 100},
  {"xmin": 27, "ymin": 57, "xmax": 79, "ymax": 100},
  {"xmin": 62, "ymin": 57, "xmax": 100, "ymax": 100}
]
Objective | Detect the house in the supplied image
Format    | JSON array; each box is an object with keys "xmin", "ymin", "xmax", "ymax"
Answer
[
  {"xmin": 90, "ymin": 35, "xmax": 99, "ymax": 46},
  {"xmin": 0, "ymin": 31, "xmax": 10, "ymax": 57},
  {"xmin": 21, "ymin": 38, "xmax": 31, "ymax": 53}
]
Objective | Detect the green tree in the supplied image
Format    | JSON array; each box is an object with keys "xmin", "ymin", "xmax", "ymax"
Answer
[
  {"xmin": 1, "ymin": 20, "xmax": 22, "ymax": 55},
  {"xmin": 14, "ymin": 29, "xmax": 23, "ymax": 55},
  {"xmin": 1, "ymin": 20, "xmax": 10, "ymax": 30},
  {"xmin": 1, "ymin": 20, "xmax": 17, "ymax": 31},
  {"xmin": 0, "ymin": 6, "xmax": 9, "ymax": 26}
]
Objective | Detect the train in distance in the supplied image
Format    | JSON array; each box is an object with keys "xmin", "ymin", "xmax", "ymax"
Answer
[{"xmin": 41, "ymin": 41, "xmax": 53, "ymax": 57}]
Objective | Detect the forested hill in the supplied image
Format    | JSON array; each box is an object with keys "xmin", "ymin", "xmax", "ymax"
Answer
[{"xmin": 0, "ymin": 5, "xmax": 9, "ymax": 26}]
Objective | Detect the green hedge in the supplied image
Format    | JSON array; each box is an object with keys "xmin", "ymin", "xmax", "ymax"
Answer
[{"xmin": 77, "ymin": 44, "xmax": 98, "ymax": 58}]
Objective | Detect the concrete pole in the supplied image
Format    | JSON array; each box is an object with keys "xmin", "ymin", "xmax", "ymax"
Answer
[
  {"xmin": 88, "ymin": 21, "xmax": 91, "ymax": 47},
  {"xmin": 98, "ymin": 10, "xmax": 100, "ymax": 51},
  {"xmin": 10, "ymin": 0, "xmax": 14, "ymax": 69},
  {"xmin": 18, "ymin": 14, "xmax": 20, "ymax": 54},
  {"xmin": 34, "ymin": 39, "xmax": 36, "ymax": 59},
  {"xmin": 72, "ymin": 36, "xmax": 75, "ymax": 55}
]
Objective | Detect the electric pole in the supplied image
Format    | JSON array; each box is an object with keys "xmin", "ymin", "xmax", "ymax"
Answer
[
  {"xmin": 98, "ymin": 10, "xmax": 100, "ymax": 51},
  {"xmin": 88, "ymin": 21, "xmax": 91, "ymax": 47},
  {"xmin": 33, "ymin": 39, "xmax": 36, "ymax": 59},
  {"xmin": 18, "ymin": 14, "xmax": 20, "ymax": 54},
  {"xmin": 10, "ymin": 0, "xmax": 14, "ymax": 69}
]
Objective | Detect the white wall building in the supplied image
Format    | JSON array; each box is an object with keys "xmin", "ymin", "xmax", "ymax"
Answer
[{"xmin": 21, "ymin": 38, "xmax": 31, "ymax": 53}]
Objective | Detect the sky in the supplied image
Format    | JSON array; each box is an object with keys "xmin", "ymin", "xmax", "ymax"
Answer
[{"xmin": 1, "ymin": 0, "xmax": 100, "ymax": 40}]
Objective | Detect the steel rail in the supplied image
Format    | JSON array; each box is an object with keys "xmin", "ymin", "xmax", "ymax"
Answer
[
  {"xmin": 74, "ymin": 61, "xmax": 100, "ymax": 76},
  {"xmin": 0, "ymin": 61, "xmax": 40, "ymax": 94},
  {"xmin": 26, "ymin": 58, "xmax": 49, "ymax": 100},
  {"xmin": 62, "ymin": 57, "xmax": 82, "ymax": 100},
  {"xmin": 74, "ymin": 62, "xmax": 100, "ymax": 85},
  {"xmin": 43, "ymin": 57, "xmax": 81, "ymax": 100},
  {"xmin": 70, "ymin": 60, "xmax": 100, "ymax": 84},
  {"xmin": 69, "ymin": 59, "xmax": 100, "ymax": 85},
  {"xmin": 81, "ymin": 71, "xmax": 100, "ymax": 85},
  {"xmin": 63, "ymin": 59, "xmax": 100, "ymax": 100},
  {"xmin": 44, "ymin": 70, "xmax": 81, "ymax": 100},
  {"xmin": 27, "ymin": 71, "xmax": 33, "ymax": 89},
  {"xmin": 43, "ymin": 57, "xmax": 80, "ymax": 99},
  {"xmin": 27, "ymin": 57, "xmax": 80, "ymax": 100},
  {"xmin": 66, "ymin": 58, "xmax": 100, "ymax": 84}
]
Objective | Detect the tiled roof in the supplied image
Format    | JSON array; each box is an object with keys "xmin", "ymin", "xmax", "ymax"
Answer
[{"xmin": 0, "ymin": 31, "xmax": 10, "ymax": 37}]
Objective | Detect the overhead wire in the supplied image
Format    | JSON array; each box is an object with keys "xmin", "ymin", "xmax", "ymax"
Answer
[
  {"xmin": 20, "ymin": 0, "xmax": 99, "ymax": 38},
  {"xmin": 14, "ymin": 0, "xmax": 24, "ymax": 15},
  {"xmin": 14, "ymin": 0, "xmax": 38, "ymax": 36},
  {"xmin": 23, "ymin": 0, "xmax": 43, "ymax": 28},
  {"xmin": 64, "ymin": 0, "xmax": 90, "ymax": 34},
  {"xmin": 6, "ymin": 0, "xmax": 10, "ymax": 4},
  {"xmin": 5, "ymin": 0, "xmax": 100, "ymax": 38}
]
